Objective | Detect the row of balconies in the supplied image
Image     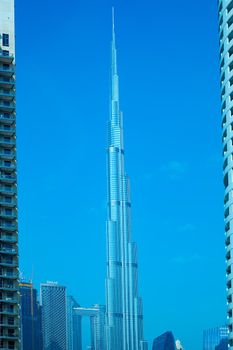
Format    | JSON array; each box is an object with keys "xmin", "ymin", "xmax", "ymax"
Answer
[
  {"xmin": 0, "ymin": 199, "xmax": 17, "ymax": 208},
  {"xmin": 0, "ymin": 102, "xmax": 15, "ymax": 114},
  {"xmin": 0, "ymin": 245, "xmax": 17, "ymax": 255},
  {"xmin": 0, "ymin": 173, "xmax": 16, "ymax": 184},
  {"xmin": 0, "ymin": 52, "xmax": 14, "ymax": 64},
  {"xmin": 0, "ymin": 90, "xmax": 14, "ymax": 102},
  {"xmin": 0, "ymin": 261, "xmax": 18, "ymax": 268},
  {"xmin": 0, "ymin": 78, "xmax": 15, "ymax": 89},
  {"xmin": 0, "ymin": 65, "xmax": 15, "ymax": 77},
  {"xmin": 0, "ymin": 114, "xmax": 15, "ymax": 124},
  {"xmin": 0, "ymin": 281, "xmax": 18, "ymax": 291},
  {"xmin": 0, "ymin": 138, "xmax": 15, "ymax": 148}
]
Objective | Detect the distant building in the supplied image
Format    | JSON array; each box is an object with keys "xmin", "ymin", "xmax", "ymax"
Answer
[
  {"xmin": 41, "ymin": 282, "xmax": 67, "ymax": 350},
  {"xmin": 152, "ymin": 331, "xmax": 176, "ymax": 350},
  {"xmin": 203, "ymin": 326, "xmax": 228, "ymax": 350},
  {"xmin": 67, "ymin": 295, "xmax": 82, "ymax": 350},
  {"xmin": 20, "ymin": 281, "xmax": 43, "ymax": 350},
  {"xmin": 74, "ymin": 304, "xmax": 106, "ymax": 350},
  {"xmin": 176, "ymin": 339, "xmax": 184, "ymax": 350}
]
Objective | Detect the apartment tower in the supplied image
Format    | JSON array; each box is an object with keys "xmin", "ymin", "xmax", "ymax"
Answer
[
  {"xmin": 0, "ymin": 1, "xmax": 20, "ymax": 349},
  {"xmin": 218, "ymin": 1, "xmax": 233, "ymax": 348},
  {"xmin": 105, "ymin": 10, "xmax": 147, "ymax": 350}
]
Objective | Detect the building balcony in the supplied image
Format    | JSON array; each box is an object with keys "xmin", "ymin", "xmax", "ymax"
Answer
[
  {"xmin": 0, "ymin": 152, "xmax": 16, "ymax": 161},
  {"xmin": 0, "ymin": 114, "xmax": 15, "ymax": 124},
  {"xmin": 0, "ymin": 90, "xmax": 15, "ymax": 101},
  {"xmin": 0, "ymin": 310, "xmax": 18, "ymax": 316},
  {"xmin": 0, "ymin": 78, "xmax": 15, "ymax": 89},
  {"xmin": 0, "ymin": 234, "xmax": 17, "ymax": 242},
  {"xmin": 0, "ymin": 285, "xmax": 18, "ymax": 291},
  {"xmin": 0, "ymin": 335, "xmax": 18, "ymax": 341},
  {"xmin": 0, "ymin": 127, "xmax": 15, "ymax": 136},
  {"xmin": 0, "ymin": 298, "xmax": 18, "ymax": 304},
  {"xmin": 0, "ymin": 200, "xmax": 17, "ymax": 208},
  {"xmin": 0, "ymin": 246, "xmax": 18, "ymax": 254},
  {"xmin": 0, "ymin": 163, "xmax": 16, "ymax": 172},
  {"xmin": 0, "ymin": 174, "xmax": 16, "ymax": 183},
  {"xmin": 0, "ymin": 273, "xmax": 18, "ymax": 279},
  {"xmin": 0, "ymin": 138, "xmax": 16, "ymax": 147},
  {"xmin": 0, "ymin": 261, "xmax": 18, "ymax": 268},
  {"xmin": 0, "ymin": 66, "xmax": 15, "ymax": 77},
  {"xmin": 0, "ymin": 189, "xmax": 16, "ymax": 197},
  {"xmin": 0, "ymin": 53, "xmax": 14, "ymax": 64},
  {"xmin": 0, "ymin": 102, "xmax": 15, "ymax": 113}
]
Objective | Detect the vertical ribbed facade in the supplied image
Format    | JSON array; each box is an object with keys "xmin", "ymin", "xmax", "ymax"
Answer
[
  {"xmin": 203, "ymin": 326, "xmax": 228, "ymax": 350},
  {"xmin": 105, "ymin": 10, "xmax": 147, "ymax": 350},
  {"xmin": 0, "ymin": 1, "xmax": 20, "ymax": 349},
  {"xmin": 218, "ymin": 1, "xmax": 233, "ymax": 348},
  {"xmin": 41, "ymin": 282, "xmax": 67, "ymax": 350}
]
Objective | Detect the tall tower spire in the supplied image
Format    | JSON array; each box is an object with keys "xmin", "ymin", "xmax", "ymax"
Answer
[{"xmin": 105, "ymin": 9, "xmax": 148, "ymax": 350}]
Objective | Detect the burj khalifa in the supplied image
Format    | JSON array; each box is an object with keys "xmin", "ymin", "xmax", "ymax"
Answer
[{"xmin": 105, "ymin": 10, "xmax": 148, "ymax": 350}]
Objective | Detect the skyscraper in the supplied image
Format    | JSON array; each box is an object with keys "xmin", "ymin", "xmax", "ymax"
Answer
[
  {"xmin": 41, "ymin": 282, "xmax": 67, "ymax": 350},
  {"xmin": 0, "ymin": 1, "xmax": 20, "ymax": 349},
  {"xmin": 152, "ymin": 331, "xmax": 176, "ymax": 350},
  {"xmin": 67, "ymin": 295, "xmax": 82, "ymax": 350},
  {"xmin": 203, "ymin": 326, "xmax": 228, "ymax": 350},
  {"xmin": 105, "ymin": 10, "xmax": 147, "ymax": 350},
  {"xmin": 20, "ymin": 281, "xmax": 43, "ymax": 350},
  {"xmin": 218, "ymin": 1, "xmax": 233, "ymax": 347}
]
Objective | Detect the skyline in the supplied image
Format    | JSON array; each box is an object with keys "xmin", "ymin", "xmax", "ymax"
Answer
[{"xmin": 16, "ymin": 0, "xmax": 226, "ymax": 349}]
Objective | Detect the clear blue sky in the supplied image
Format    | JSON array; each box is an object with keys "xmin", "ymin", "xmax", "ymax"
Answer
[{"xmin": 16, "ymin": 0, "xmax": 225, "ymax": 349}]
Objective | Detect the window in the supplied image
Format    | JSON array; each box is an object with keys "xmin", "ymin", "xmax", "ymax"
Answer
[
  {"xmin": 2, "ymin": 50, "xmax": 9, "ymax": 56},
  {"xmin": 5, "ymin": 209, "xmax": 12, "ymax": 215},
  {"xmin": 229, "ymin": 46, "xmax": 233, "ymax": 58},
  {"xmin": 5, "ymin": 196, "xmax": 12, "ymax": 203},
  {"xmin": 228, "ymin": 0, "xmax": 233, "ymax": 14},
  {"xmin": 228, "ymin": 15, "xmax": 233, "ymax": 29},
  {"xmin": 7, "ymin": 317, "xmax": 14, "ymax": 325},
  {"xmin": 2, "ymin": 33, "xmax": 9, "ymax": 47},
  {"xmin": 4, "ymin": 161, "xmax": 11, "ymax": 167},
  {"xmin": 4, "ymin": 149, "xmax": 11, "ymax": 154}
]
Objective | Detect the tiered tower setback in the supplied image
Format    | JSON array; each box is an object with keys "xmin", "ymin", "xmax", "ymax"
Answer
[
  {"xmin": 105, "ymin": 10, "xmax": 147, "ymax": 350},
  {"xmin": 0, "ymin": 1, "xmax": 20, "ymax": 349}
]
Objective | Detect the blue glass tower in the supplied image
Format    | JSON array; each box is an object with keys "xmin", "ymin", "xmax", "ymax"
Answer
[
  {"xmin": 105, "ymin": 9, "xmax": 147, "ymax": 350},
  {"xmin": 152, "ymin": 331, "xmax": 176, "ymax": 350},
  {"xmin": 20, "ymin": 281, "xmax": 43, "ymax": 350}
]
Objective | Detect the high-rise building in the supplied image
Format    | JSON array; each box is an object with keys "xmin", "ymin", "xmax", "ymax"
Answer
[
  {"xmin": 20, "ymin": 281, "xmax": 43, "ymax": 350},
  {"xmin": 203, "ymin": 326, "xmax": 228, "ymax": 350},
  {"xmin": 152, "ymin": 331, "xmax": 176, "ymax": 350},
  {"xmin": 41, "ymin": 282, "xmax": 67, "ymax": 350},
  {"xmin": 105, "ymin": 9, "xmax": 147, "ymax": 350},
  {"xmin": 218, "ymin": 1, "xmax": 233, "ymax": 347},
  {"xmin": 0, "ymin": 1, "xmax": 20, "ymax": 349},
  {"xmin": 74, "ymin": 304, "xmax": 106, "ymax": 350},
  {"xmin": 67, "ymin": 295, "xmax": 82, "ymax": 350}
]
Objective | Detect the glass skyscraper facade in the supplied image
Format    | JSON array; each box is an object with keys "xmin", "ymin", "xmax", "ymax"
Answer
[
  {"xmin": 0, "ymin": 1, "xmax": 20, "ymax": 349},
  {"xmin": 41, "ymin": 282, "xmax": 67, "ymax": 350},
  {"xmin": 152, "ymin": 331, "xmax": 176, "ymax": 350},
  {"xmin": 20, "ymin": 281, "xmax": 43, "ymax": 350},
  {"xmin": 105, "ymin": 10, "xmax": 147, "ymax": 350},
  {"xmin": 218, "ymin": 1, "xmax": 233, "ymax": 347},
  {"xmin": 203, "ymin": 326, "xmax": 228, "ymax": 350}
]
